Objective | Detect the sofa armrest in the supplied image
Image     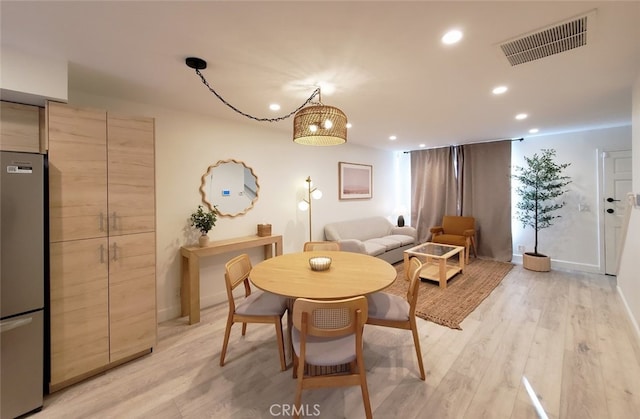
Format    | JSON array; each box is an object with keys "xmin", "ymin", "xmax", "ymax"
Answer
[
  {"xmin": 391, "ymin": 225, "xmax": 417, "ymax": 239},
  {"xmin": 463, "ymin": 229, "xmax": 476, "ymax": 237},
  {"xmin": 338, "ymin": 239, "xmax": 367, "ymax": 254}
]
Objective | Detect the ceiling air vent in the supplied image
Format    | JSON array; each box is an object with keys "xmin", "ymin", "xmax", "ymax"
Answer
[{"xmin": 498, "ymin": 10, "xmax": 597, "ymax": 66}]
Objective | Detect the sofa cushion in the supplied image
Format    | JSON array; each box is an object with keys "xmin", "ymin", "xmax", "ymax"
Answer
[
  {"xmin": 386, "ymin": 234, "xmax": 415, "ymax": 246},
  {"xmin": 368, "ymin": 237, "xmax": 402, "ymax": 251},
  {"xmin": 363, "ymin": 241, "xmax": 386, "ymax": 256}
]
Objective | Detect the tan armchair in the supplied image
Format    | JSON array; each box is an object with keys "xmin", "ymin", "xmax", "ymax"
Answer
[{"xmin": 430, "ymin": 215, "xmax": 477, "ymax": 264}]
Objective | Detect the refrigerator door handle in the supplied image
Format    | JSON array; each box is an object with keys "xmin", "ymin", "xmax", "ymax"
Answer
[{"xmin": 0, "ymin": 317, "xmax": 33, "ymax": 334}]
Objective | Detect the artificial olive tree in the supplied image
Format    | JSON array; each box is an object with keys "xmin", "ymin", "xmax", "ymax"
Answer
[{"xmin": 513, "ymin": 148, "xmax": 571, "ymax": 256}]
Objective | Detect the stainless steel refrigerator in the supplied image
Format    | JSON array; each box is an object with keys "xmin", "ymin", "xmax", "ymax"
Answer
[{"xmin": 1, "ymin": 151, "xmax": 44, "ymax": 418}]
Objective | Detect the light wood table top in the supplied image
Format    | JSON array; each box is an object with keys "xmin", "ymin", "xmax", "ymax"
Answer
[{"xmin": 250, "ymin": 251, "xmax": 397, "ymax": 299}]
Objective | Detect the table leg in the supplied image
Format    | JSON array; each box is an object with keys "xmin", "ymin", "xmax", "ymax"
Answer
[
  {"xmin": 459, "ymin": 248, "xmax": 465, "ymax": 273},
  {"xmin": 188, "ymin": 255, "xmax": 201, "ymax": 324},
  {"xmin": 180, "ymin": 255, "xmax": 189, "ymax": 317},
  {"xmin": 439, "ymin": 258, "xmax": 447, "ymax": 288}
]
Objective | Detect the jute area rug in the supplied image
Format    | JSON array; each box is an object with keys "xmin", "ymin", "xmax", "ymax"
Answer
[{"xmin": 385, "ymin": 258, "xmax": 513, "ymax": 330}]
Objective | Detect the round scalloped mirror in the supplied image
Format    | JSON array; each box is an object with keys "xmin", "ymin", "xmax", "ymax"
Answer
[{"xmin": 199, "ymin": 159, "xmax": 259, "ymax": 217}]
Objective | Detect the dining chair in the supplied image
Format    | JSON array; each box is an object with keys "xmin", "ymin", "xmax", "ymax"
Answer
[
  {"xmin": 366, "ymin": 256, "xmax": 426, "ymax": 380},
  {"xmin": 220, "ymin": 253, "xmax": 288, "ymax": 371},
  {"xmin": 302, "ymin": 241, "xmax": 341, "ymax": 251},
  {"xmin": 292, "ymin": 296, "xmax": 372, "ymax": 419}
]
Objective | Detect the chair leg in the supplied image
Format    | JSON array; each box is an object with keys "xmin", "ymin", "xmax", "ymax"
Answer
[
  {"xmin": 292, "ymin": 352, "xmax": 298, "ymax": 379},
  {"xmin": 471, "ymin": 236, "xmax": 478, "ymax": 258},
  {"xmin": 293, "ymin": 361, "xmax": 305, "ymax": 419},
  {"xmin": 356, "ymin": 353, "xmax": 373, "ymax": 419},
  {"xmin": 241, "ymin": 322, "xmax": 247, "ymax": 336},
  {"xmin": 410, "ymin": 318, "xmax": 426, "ymax": 380},
  {"xmin": 220, "ymin": 314, "xmax": 234, "ymax": 366},
  {"xmin": 464, "ymin": 239, "xmax": 471, "ymax": 264},
  {"xmin": 274, "ymin": 318, "xmax": 286, "ymax": 371},
  {"xmin": 286, "ymin": 308, "xmax": 293, "ymax": 364}
]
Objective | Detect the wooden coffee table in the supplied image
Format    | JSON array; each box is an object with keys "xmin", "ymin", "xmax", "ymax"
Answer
[{"xmin": 403, "ymin": 242, "xmax": 465, "ymax": 288}]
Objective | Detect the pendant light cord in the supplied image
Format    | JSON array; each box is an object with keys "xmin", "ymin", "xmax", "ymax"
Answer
[{"xmin": 194, "ymin": 68, "xmax": 321, "ymax": 123}]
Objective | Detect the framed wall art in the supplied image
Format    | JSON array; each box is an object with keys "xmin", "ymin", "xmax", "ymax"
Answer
[{"xmin": 338, "ymin": 162, "xmax": 372, "ymax": 200}]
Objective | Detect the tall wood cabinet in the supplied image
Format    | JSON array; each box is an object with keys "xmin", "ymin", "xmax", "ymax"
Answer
[
  {"xmin": 47, "ymin": 102, "xmax": 156, "ymax": 391},
  {"xmin": 0, "ymin": 101, "xmax": 45, "ymax": 153}
]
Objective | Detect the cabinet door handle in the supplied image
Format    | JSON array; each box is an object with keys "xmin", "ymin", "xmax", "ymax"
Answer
[
  {"xmin": 111, "ymin": 212, "xmax": 118, "ymax": 231},
  {"xmin": 112, "ymin": 242, "xmax": 118, "ymax": 261},
  {"xmin": 99, "ymin": 212, "xmax": 105, "ymax": 232},
  {"xmin": 100, "ymin": 244, "xmax": 105, "ymax": 263}
]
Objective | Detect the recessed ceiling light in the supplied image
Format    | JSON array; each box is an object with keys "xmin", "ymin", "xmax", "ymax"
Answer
[
  {"xmin": 269, "ymin": 103, "xmax": 280, "ymax": 111},
  {"xmin": 442, "ymin": 29, "xmax": 463, "ymax": 45},
  {"xmin": 492, "ymin": 86, "xmax": 508, "ymax": 95},
  {"xmin": 419, "ymin": 144, "xmax": 426, "ymax": 148},
  {"xmin": 346, "ymin": 123, "xmax": 352, "ymax": 129},
  {"xmin": 529, "ymin": 128, "xmax": 539, "ymax": 134},
  {"xmin": 389, "ymin": 135, "xmax": 397, "ymax": 141},
  {"xmin": 515, "ymin": 113, "xmax": 528, "ymax": 120}
]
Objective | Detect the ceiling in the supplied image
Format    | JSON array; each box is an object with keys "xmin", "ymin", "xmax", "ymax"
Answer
[{"xmin": 2, "ymin": 1, "xmax": 640, "ymax": 151}]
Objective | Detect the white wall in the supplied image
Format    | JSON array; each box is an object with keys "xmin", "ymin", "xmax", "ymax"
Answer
[
  {"xmin": 0, "ymin": 47, "xmax": 67, "ymax": 105},
  {"xmin": 511, "ymin": 126, "xmax": 632, "ymax": 273},
  {"xmin": 69, "ymin": 91, "xmax": 401, "ymax": 321},
  {"xmin": 616, "ymin": 72, "xmax": 640, "ymax": 337}
]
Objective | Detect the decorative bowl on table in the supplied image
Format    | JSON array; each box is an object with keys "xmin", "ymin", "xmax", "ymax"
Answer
[{"xmin": 309, "ymin": 256, "xmax": 332, "ymax": 271}]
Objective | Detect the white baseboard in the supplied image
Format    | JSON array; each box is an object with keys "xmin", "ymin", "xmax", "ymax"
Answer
[
  {"xmin": 157, "ymin": 291, "xmax": 228, "ymax": 323},
  {"xmin": 617, "ymin": 285, "xmax": 640, "ymax": 346},
  {"xmin": 511, "ymin": 254, "xmax": 602, "ymax": 274}
]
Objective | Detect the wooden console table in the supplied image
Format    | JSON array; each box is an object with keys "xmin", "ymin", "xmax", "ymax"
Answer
[{"xmin": 180, "ymin": 234, "xmax": 283, "ymax": 324}]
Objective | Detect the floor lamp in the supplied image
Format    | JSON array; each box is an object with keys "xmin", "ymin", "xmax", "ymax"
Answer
[{"xmin": 298, "ymin": 176, "xmax": 322, "ymax": 241}]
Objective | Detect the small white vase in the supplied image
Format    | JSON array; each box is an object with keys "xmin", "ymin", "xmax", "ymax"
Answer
[{"xmin": 198, "ymin": 234, "xmax": 210, "ymax": 247}]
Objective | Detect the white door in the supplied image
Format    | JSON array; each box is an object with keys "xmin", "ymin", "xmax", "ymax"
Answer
[{"xmin": 603, "ymin": 150, "xmax": 632, "ymax": 275}]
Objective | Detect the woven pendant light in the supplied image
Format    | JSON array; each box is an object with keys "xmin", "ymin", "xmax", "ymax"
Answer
[
  {"xmin": 186, "ymin": 57, "xmax": 347, "ymax": 146},
  {"xmin": 293, "ymin": 105, "xmax": 347, "ymax": 146}
]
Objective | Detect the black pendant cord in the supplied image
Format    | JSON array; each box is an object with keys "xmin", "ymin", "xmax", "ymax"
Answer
[{"xmin": 192, "ymin": 68, "xmax": 320, "ymax": 123}]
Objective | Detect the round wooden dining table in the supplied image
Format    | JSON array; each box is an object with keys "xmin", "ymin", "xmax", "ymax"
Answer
[{"xmin": 250, "ymin": 250, "xmax": 397, "ymax": 299}]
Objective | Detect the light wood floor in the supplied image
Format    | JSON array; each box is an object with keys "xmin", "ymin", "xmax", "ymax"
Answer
[{"xmin": 34, "ymin": 265, "xmax": 640, "ymax": 418}]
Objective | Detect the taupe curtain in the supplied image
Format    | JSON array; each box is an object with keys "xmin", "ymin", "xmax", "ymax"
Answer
[
  {"xmin": 410, "ymin": 140, "xmax": 513, "ymax": 261},
  {"xmin": 410, "ymin": 147, "xmax": 457, "ymax": 243},
  {"xmin": 459, "ymin": 141, "xmax": 513, "ymax": 261}
]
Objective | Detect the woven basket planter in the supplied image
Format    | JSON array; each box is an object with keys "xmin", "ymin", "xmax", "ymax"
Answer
[{"xmin": 523, "ymin": 253, "xmax": 550, "ymax": 272}]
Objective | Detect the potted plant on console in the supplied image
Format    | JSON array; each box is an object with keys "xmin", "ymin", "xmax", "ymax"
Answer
[
  {"xmin": 513, "ymin": 148, "xmax": 571, "ymax": 272},
  {"xmin": 190, "ymin": 204, "xmax": 217, "ymax": 247}
]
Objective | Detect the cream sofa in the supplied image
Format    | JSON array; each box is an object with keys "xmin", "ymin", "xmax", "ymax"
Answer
[{"xmin": 324, "ymin": 216, "xmax": 418, "ymax": 264}]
